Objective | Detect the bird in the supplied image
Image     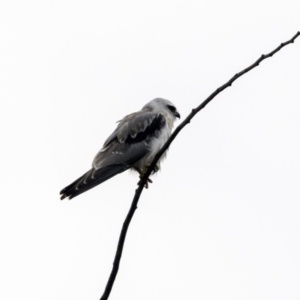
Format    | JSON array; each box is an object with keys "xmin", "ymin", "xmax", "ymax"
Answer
[{"xmin": 60, "ymin": 98, "xmax": 180, "ymax": 200}]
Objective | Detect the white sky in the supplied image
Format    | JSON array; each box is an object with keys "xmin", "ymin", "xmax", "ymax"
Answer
[{"xmin": 0, "ymin": 1, "xmax": 299, "ymax": 300}]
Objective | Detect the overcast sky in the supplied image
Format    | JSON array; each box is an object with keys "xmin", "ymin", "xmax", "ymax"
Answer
[{"xmin": 0, "ymin": 1, "xmax": 299, "ymax": 300}]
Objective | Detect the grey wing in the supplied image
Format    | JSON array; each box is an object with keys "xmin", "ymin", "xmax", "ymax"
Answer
[
  {"xmin": 60, "ymin": 111, "xmax": 166, "ymax": 200},
  {"xmin": 92, "ymin": 111, "xmax": 166, "ymax": 169}
]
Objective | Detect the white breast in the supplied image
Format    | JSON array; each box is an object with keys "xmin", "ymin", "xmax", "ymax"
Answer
[
  {"xmin": 133, "ymin": 113, "xmax": 175, "ymax": 174},
  {"xmin": 149, "ymin": 125, "xmax": 171, "ymax": 160}
]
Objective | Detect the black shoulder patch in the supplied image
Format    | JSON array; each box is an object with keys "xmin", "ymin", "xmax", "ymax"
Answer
[{"xmin": 125, "ymin": 114, "xmax": 166, "ymax": 144}]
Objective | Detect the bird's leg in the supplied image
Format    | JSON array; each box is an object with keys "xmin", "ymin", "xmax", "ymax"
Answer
[
  {"xmin": 152, "ymin": 164, "xmax": 159, "ymax": 174},
  {"xmin": 143, "ymin": 163, "xmax": 159, "ymax": 188},
  {"xmin": 137, "ymin": 166, "xmax": 154, "ymax": 189},
  {"xmin": 146, "ymin": 163, "xmax": 159, "ymax": 175},
  {"xmin": 137, "ymin": 163, "xmax": 159, "ymax": 188}
]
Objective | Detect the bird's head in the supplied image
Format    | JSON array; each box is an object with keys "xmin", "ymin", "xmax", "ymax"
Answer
[{"xmin": 143, "ymin": 98, "xmax": 180, "ymax": 120}]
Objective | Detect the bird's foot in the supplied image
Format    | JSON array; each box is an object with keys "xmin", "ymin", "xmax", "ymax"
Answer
[
  {"xmin": 139, "ymin": 175, "xmax": 153, "ymax": 189},
  {"xmin": 145, "ymin": 163, "xmax": 159, "ymax": 175}
]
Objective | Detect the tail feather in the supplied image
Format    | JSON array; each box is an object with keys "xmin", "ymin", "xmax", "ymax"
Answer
[{"xmin": 60, "ymin": 164, "xmax": 128, "ymax": 200}]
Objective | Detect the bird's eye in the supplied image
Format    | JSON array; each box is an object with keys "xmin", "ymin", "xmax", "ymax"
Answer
[{"xmin": 167, "ymin": 105, "xmax": 176, "ymax": 112}]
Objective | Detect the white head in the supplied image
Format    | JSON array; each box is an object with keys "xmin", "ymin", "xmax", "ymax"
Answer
[{"xmin": 143, "ymin": 98, "xmax": 180, "ymax": 120}]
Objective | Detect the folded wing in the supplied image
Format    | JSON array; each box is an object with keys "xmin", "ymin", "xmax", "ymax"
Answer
[{"xmin": 60, "ymin": 111, "xmax": 166, "ymax": 199}]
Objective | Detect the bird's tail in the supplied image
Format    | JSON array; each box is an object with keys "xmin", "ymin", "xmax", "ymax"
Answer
[{"xmin": 60, "ymin": 164, "xmax": 128, "ymax": 200}]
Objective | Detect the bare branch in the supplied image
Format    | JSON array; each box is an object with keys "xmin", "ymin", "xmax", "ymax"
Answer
[{"xmin": 100, "ymin": 31, "xmax": 300, "ymax": 300}]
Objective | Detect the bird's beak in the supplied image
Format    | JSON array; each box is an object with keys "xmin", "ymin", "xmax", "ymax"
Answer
[{"xmin": 174, "ymin": 111, "xmax": 180, "ymax": 119}]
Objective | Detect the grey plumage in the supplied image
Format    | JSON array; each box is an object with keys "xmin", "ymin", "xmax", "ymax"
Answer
[{"xmin": 60, "ymin": 98, "xmax": 180, "ymax": 200}]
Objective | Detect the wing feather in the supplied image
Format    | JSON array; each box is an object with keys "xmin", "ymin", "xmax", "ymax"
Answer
[{"xmin": 92, "ymin": 112, "xmax": 165, "ymax": 169}]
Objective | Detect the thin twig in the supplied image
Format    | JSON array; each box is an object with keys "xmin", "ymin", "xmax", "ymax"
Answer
[{"xmin": 99, "ymin": 31, "xmax": 300, "ymax": 300}]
